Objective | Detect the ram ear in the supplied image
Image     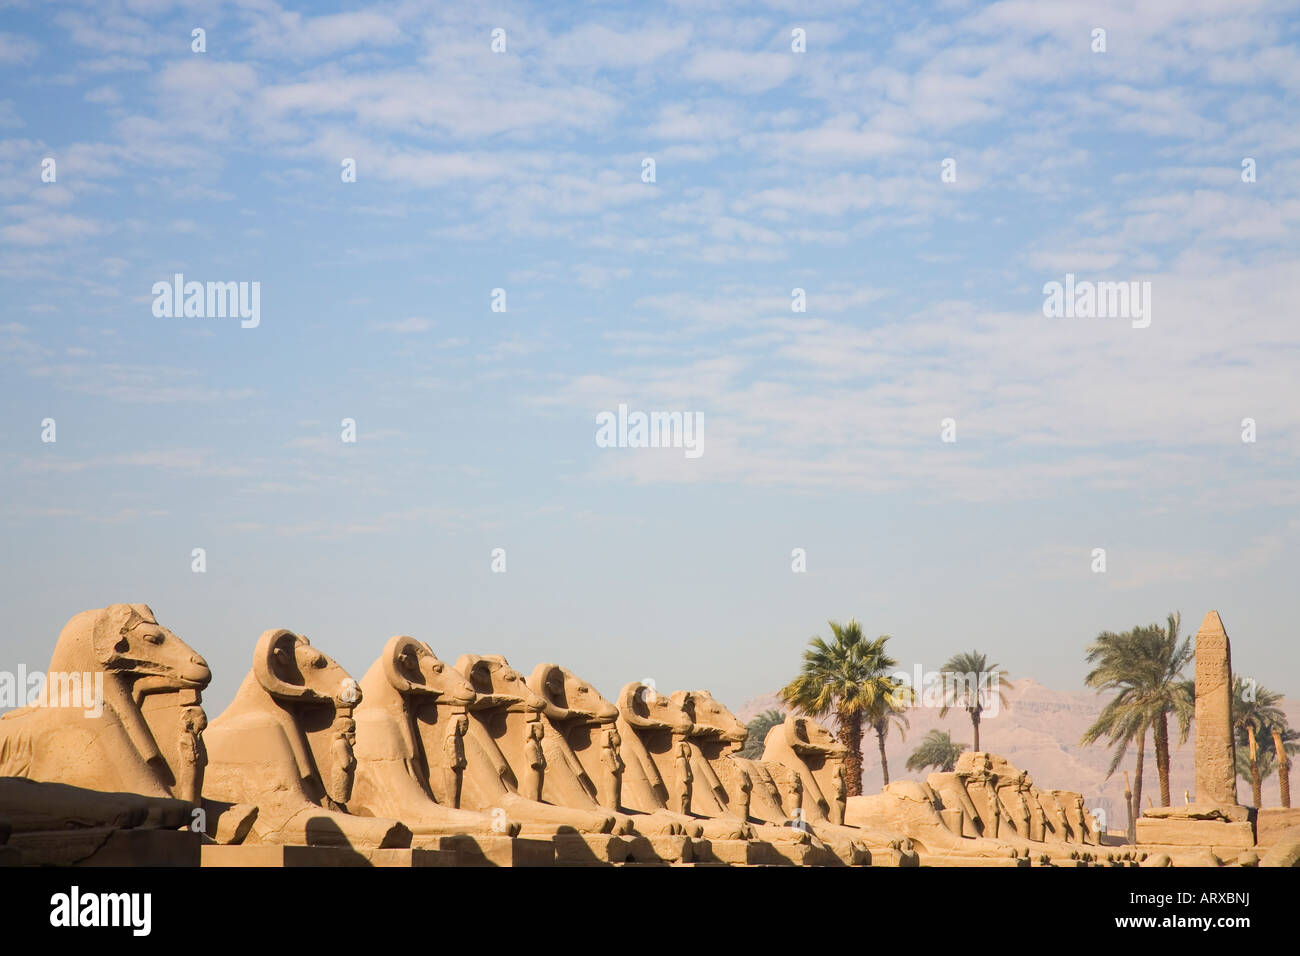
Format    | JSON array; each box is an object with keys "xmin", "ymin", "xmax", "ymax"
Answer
[
  {"xmin": 618, "ymin": 682, "xmax": 653, "ymax": 725},
  {"xmin": 461, "ymin": 657, "xmax": 497, "ymax": 696},
  {"xmin": 254, "ymin": 629, "xmax": 314, "ymax": 699},
  {"xmin": 382, "ymin": 635, "xmax": 426, "ymax": 693},
  {"xmin": 529, "ymin": 662, "xmax": 562, "ymax": 699},
  {"xmin": 528, "ymin": 663, "xmax": 571, "ymax": 719},
  {"xmin": 92, "ymin": 604, "xmax": 142, "ymax": 664},
  {"xmin": 785, "ymin": 713, "xmax": 812, "ymax": 751}
]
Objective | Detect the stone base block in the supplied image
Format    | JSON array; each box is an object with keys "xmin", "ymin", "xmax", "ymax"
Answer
[
  {"xmin": 1137, "ymin": 817, "xmax": 1254, "ymax": 848},
  {"xmin": 1256, "ymin": 809, "xmax": 1300, "ymax": 850},
  {"xmin": 434, "ymin": 834, "xmax": 553, "ymax": 867},
  {"xmin": 1142, "ymin": 803, "xmax": 1252, "ymax": 823},
  {"xmin": 201, "ymin": 844, "xmax": 452, "ymax": 867},
  {"xmin": 552, "ymin": 834, "xmax": 630, "ymax": 865},
  {"xmin": 749, "ymin": 840, "xmax": 836, "ymax": 866},
  {"xmin": 367, "ymin": 848, "xmax": 454, "ymax": 867},
  {"xmin": 825, "ymin": 840, "xmax": 872, "ymax": 866},
  {"xmin": 916, "ymin": 852, "xmax": 1030, "ymax": 867},
  {"xmin": 620, "ymin": 835, "xmax": 693, "ymax": 864},
  {"xmin": 697, "ymin": 839, "xmax": 756, "ymax": 865},
  {"xmin": 12, "ymin": 828, "xmax": 200, "ymax": 866}
]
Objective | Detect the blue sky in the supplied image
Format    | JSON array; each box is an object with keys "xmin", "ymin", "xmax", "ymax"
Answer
[{"xmin": 2, "ymin": 0, "xmax": 1298, "ymax": 715}]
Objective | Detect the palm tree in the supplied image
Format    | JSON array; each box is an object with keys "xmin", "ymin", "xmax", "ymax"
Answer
[
  {"xmin": 906, "ymin": 729, "xmax": 967, "ymax": 773},
  {"xmin": 938, "ymin": 650, "xmax": 1012, "ymax": 751},
  {"xmin": 737, "ymin": 709, "xmax": 786, "ymax": 760},
  {"xmin": 1080, "ymin": 614, "xmax": 1194, "ymax": 808},
  {"xmin": 1233, "ymin": 729, "xmax": 1299, "ymax": 804},
  {"xmin": 1272, "ymin": 724, "xmax": 1296, "ymax": 809},
  {"xmin": 867, "ymin": 683, "xmax": 911, "ymax": 787},
  {"xmin": 1232, "ymin": 678, "xmax": 1290, "ymax": 808},
  {"xmin": 780, "ymin": 619, "xmax": 899, "ymax": 796},
  {"xmin": 1146, "ymin": 616, "xmax": 1195, "ymax": 806}
]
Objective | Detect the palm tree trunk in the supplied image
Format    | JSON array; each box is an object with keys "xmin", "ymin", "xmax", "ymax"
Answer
[
  {"xmin": 1248, "ymin": 726, "xmax": 1262, "ymax": 807},
  {"xmin": 838, "ymin": 710, "xmax": 863, "ymax": 796},
  {"xmin": 1154, "ymin": 711, "xmax": 1172, "ymax": 806},
  {"xmin": 1124, "ymin": 771, "xmax": 1134, "ymax": 844},
  {"xmin": 1273, "ymin": 728, "xmax": 1291, "ymax": 809},
  {"xmin": 877, "ymin": 727, "xmax": 890, "ymax": 788},
  {"xmin": 1132, "ymin": 728, "xmax": 1146, "ymax": 832},
  {"xmin": 971, "ymin": 706, "xmax": 981, "ymax": 751}
]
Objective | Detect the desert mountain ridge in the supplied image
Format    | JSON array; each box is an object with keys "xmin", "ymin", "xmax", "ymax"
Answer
[{"xmin": 736, "ymin": 677, "xmax": 1300, "ymax": 826}]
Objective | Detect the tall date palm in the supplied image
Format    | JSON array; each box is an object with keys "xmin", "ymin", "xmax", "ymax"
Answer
[
  {"xmin": 781, "ymin": 619, "xmax": 901, "ymax": 796},
  {"xmin": 938, "ymin": 650, "xmax": 1012, "ymax": 752},
  {"xmin": 1081, "ymin": 614, "xmax": 1193, "ymax": 808}
]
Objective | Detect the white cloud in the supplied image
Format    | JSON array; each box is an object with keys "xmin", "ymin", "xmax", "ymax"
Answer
[
  {"xmin": 550, "ymin": 24, "xmax": 691, "ymax": 67},
  {"xmin": 0, "ymin": 32, "xmax": 39, "ymax": 65},
  {"xmin": 682, "ymin": 51, "xmax": 797, "ymax": 93},
  {"xmin": 370, "ymin": 317, "xmax": 433, "ymax": 333}
]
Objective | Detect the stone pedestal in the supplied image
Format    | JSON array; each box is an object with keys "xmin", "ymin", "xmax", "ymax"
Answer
[
  {"xmin": 620, "ymin": 834, "xmax": 693, "ymax": 864},
  {"xmin": 698, "ymin": 839, "xmax": 762, "ymax": 865},
  {"xmin": 434, "ymin": 834, "xmax": 553, "ymax": 867},
  {"xmin": 916, "ymin": 852, "xmax": 1029, "ymax": 867},
  {"xmin": 11, "ymin": 828, "xmax": 200, "ymax": 867},
  {"xmin": 1136, "ymin": 817, "xmax": 1254, "ymax": 849},
  {"xmin": 1255, "ymin": 808, "xmax": 1300, "ymax": 851},
  {"xmin": 201, "ymin": 844, "xmax": 454, "ymax": 866},
  {"xmin": 551, "ymin": 834, "xmax": 630, "ymax": 865}
]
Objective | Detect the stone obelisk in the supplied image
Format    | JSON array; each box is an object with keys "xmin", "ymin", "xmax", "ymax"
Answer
[
  {"xmin": 1136, "ymin": 610, "xmax": 1254, "ymax": 858},
  {"xmin": 1193, "ymin": 610, "xmax": 1237, "ymax": 807}
]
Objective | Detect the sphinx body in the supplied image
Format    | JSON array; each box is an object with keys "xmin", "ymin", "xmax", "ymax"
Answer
[
  {"xmin": 613, "ymin": 682, "xmax": 761, "ymax": 842},
  {"xmin": 1057, "ymin": 789, "xmax": 1097, "ymax": 846},
  {"xmin": 667, "ymin": 689, "xmax": 803, "ymax": 844},
  {"xmin": 671, "ymin": 693, "xmax": 898, "ymax": 863},
  {"xmin": 526, "ymin": 663, "xmax": 691, "ymax": 838},
  {"xmin": 202, "ymin": 629, "xmax": 409, "ymax": 849},
  {"xmin": 847, "ymin": 779, "xmax": 1025, "ymax": 863},
  {"xmin": 926, "ymin": 753, "xmax": 1099, "ymax": 856},
  {"xmin": 0, "ymin": 605, "xmax": 208, "ymax": 835},
  {"xmin": 416, "ymin": 655, "xmax": 615, "ymax": 836},
  {"xmin": 842, "ymin": 751, "xmax": 1102, "ymax": 865},
  {"xmin": 756, "ymin": 711, "xmax": 915, "ymax": 864},
  {"xmin": 348, "ymin": 636, "xmax": 521, "ymax": 839}
]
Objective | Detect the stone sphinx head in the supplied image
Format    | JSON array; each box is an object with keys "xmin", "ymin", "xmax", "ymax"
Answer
[
  {"xmin": 671, "ymin": 690, "xmax": 747, "ymax": 751},
  {"xmin": 954, "ymin": 751, "xmax": 999, "ymax": 787},
  {"xmin": 255, "ymin": 628, "xmax": 358, "ymax": 708},
  {"xmin": 377, "ymin": 635, "xmax": 475, "ymax": 707},
  {"xmin": 455, "ymin": 655, "xmax": 545, "ymax": 713},
  {"xmin": 52, "ymin": 603, "xmax": 211, "ymax": 696},
  {"xmin": 782, "ymin": 713, "xmax": 847, "ymax": 760},
  {"xmin": 617, "ymin": 681, "xmax": 694, "ymax": 736},
  {"xmin": 528, "ymin": 663, "xmax": 618, "ymax": 724},
  {"xmin": 253, "ymin": 628, "xmax": 359, "ymax": 806}
]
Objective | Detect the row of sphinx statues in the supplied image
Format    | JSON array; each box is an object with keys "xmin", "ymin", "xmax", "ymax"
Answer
[{"xmin": 0, "ymin": 605, "xmax": 1118, "ymax": 866}]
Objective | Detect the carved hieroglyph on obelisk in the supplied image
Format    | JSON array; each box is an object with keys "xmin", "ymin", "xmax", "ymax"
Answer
[{"xmin": 1193, "ymin": 610, "xmax": 1238, "ymax": 807}]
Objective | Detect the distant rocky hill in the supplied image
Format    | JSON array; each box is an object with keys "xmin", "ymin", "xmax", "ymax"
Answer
[{"xmin": 736, "ymin": 678, "xmax": 1300, "ymax": 827}]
